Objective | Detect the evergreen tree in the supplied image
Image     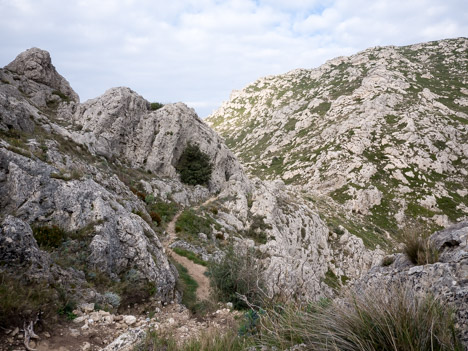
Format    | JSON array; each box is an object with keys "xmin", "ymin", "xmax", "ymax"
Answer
[{"xmin": 176, "ymin": 143, "xmax": 213, "ymax": 186}]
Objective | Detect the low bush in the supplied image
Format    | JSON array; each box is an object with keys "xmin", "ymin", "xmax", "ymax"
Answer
[
  {"xmin": 150, "ymin": 102, "xmax": 164, "ymax": 111},
  {"xmin": 147, "ymin": 201, "xmax": 178, "ymax": 224},
  {"xmin": 255, "ymin": 287, "xmax": 462, "ymax": 351},
  {"xmin": 32, "ymin": 225, "xmax": 66, "ymax": 249},
  {"xmin": 173, "ymin": 262, "xmax": 199, "ymax": 313},
  {"xmin": 0, "ymin": 274, "xmax": 57, "ymax": 327},
  {"xmin": 244, "ymin": 215, "xmax": 271, "ymax": 244},
  {"xmin": 176, "ymin": 143, "xmax": 213, "ymax": 186},
  {"xmin": 208, "ymin": 246, "xmax": 265, "ymax": 310},
  {"xmin": 149, "ymin": 211, "xmax": 162, "ymax": 225}
]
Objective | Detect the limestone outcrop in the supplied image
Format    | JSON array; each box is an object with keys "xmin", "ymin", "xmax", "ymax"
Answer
[
  {"xmin": 5, "ymin": 47, "xmax": 79, "ymax": 102},
  {"xmin": 60, "ymin": 87, "xmax": 248, "ymax": 192}
]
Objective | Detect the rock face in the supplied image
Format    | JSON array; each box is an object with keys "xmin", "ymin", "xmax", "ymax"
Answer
[
  {"xmin": 61, "ymin": 87, "xmax": 248, "ymax": 192},
  {"xmin": 5, "ymin": 47, "xmax": 79, "ymax": 102},
  {"xmin": 354, "ymin": 221, "xmax": 468, "ymax": 347},
  {"xmin": 0, "ymin": 145, "xmax": 177, "ymax": 301},
  {"xmin": 207, "ymin": 38, "xmax": 468, "ymax": 243},
  {"xmin": 184, "ymin": 177, "xmax": 383, "ymax": 299}
]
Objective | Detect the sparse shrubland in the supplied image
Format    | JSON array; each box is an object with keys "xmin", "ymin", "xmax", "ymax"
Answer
[
  {"xmin": 32, "ymin": 224, "xmax": 67, "ymax": 249},
  {"xmin": 0, "ymin": 274, "xmax": 57, "ymax": 327}
]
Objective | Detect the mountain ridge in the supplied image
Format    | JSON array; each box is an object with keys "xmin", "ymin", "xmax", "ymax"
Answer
[{"xmin": 207, "ymin": 37, "xmax": 468, "ymax": 247}]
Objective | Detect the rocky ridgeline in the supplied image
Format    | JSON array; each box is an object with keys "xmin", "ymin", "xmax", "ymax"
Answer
[{"xmin": 207, "ymin": 38, "xmax": 468, "ymax": 244}]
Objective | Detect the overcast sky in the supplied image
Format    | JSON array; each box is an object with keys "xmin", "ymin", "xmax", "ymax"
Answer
[{"xmin": 1, "ymin": 0, "xmax": 467, "ymax": 117}]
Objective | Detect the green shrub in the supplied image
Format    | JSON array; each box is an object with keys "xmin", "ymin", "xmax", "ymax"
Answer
[
  {"xmin": 149, "ymin": 211, "xmax": 162, "ymax": 225},
  {"xmin": 147, "ymin": 201, "xmax": 178, "ymax": 223},
  {"xmin": 0, "ymin": 274, "xmax": 56, "ymax": 327},
  {"xmin": 52, "ymin": 90, "xmax": 70, "ymax": 102},
  {"xmin": 32, "ymin": 225, "xmax": 66, "ymax": 249},
  {"xmin": 256, "ymin": 288, "xmax": 462, "ymax": 351},
  {"xmin": 176, "ymin": 143, "xmax": 213, "ymax": 186},
  {"xmin": 245, "ymin": 215, "xmax": 271, "ymax": 244},
  {"xmin": 322, "ymin": 268, "xmax": 340, "ymax": 290},
  {"xmin": 208, "ymin": 246, "xmax": 264, "ymax": 310},
  {"xmin": 150, "ymin": 102, "xmax": 164, "ymax": 111},
  {"xmin": 55, "ymin": 285, "xmax": 78, "ymax": 321}
]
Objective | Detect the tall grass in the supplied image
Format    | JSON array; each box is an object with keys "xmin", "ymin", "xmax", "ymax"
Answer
[
  {"xmin": 256, "ymin": 287, "xmax": 462, "ymax": 351},
  {"xmin": 401, "ymin": 227, "xmax": 439, "ymax": 265}
]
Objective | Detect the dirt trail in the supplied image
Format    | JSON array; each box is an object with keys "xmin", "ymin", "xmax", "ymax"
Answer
[{"xmin": 165, "ymin": 211, "xmax": 211, "ymax": 301}]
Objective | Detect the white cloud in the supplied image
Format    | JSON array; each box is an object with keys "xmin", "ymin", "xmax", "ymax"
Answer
[{"xmin": 0, "ymin": 0, "xmax": 466, "ymax": 116}]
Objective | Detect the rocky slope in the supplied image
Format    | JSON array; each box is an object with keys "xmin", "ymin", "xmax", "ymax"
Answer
[
  {"xmin": 207, "ymin": 38, "xmax": 468, "ymax": 247},
  {"xmin": 0, "ymin": 47, "xmax": 381, "ymax": 348}
]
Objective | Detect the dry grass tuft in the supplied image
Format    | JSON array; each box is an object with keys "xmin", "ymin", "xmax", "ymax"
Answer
[{"xmin": 256, "ymin": 286, "xmax": 462, "ymax": 351}]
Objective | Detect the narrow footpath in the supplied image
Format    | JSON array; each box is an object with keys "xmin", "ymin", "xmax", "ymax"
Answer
[{"xmin": 165, "ymin": 211, "xmax": 211, "ymax": 301}]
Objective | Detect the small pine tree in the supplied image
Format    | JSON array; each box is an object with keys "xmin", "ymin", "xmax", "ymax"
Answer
[{"xmin": 176, "ymin": 143, "xmax": 213, "ymax": 186}]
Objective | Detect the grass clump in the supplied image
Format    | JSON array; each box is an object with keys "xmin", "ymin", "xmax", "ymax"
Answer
[
  {"xmin": 176, "ymin": 143, "xmax": 213, "ymax": 186},
  {"xmin": 208, "ymin": 246, "xmax": 264, "ymax": 310},
  {"xmin": 401, "ymin": 227, "xmax": 439, "ymax": 265},
  {"xmin": 256, "ymin": 288, "xmax": 463, "ymax": 351},
  {"xmin": 173, "ymin": 247, "xmax": 208, "ymax": 266},
  {"xmin": 135, "ymin": 327, "xmax": 250, "ymax": 351}
]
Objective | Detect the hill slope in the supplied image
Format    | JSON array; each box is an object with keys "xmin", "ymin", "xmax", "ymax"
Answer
[{"xmin": 207, "ymin": 38, "xmax": 468, "ymax": 246}]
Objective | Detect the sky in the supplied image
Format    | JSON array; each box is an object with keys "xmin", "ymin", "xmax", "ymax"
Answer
[{"xmin": 0, "ymin": 0, "xmax": 467, "ymax": 117}]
